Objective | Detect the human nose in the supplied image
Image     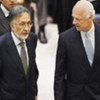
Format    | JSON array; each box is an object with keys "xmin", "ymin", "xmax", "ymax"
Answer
[
  {"xmin": 24, "ymin": 24, "xmax": 31, "ymax": 31},
  {"xmin": 73, "ymin": 18, "xmax": 77, "ymax": 25}
]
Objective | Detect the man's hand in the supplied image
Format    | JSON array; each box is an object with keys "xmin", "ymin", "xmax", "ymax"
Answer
[{"xmin": 35, "ymin": 96, "xmax": 38, "ymax": 100}]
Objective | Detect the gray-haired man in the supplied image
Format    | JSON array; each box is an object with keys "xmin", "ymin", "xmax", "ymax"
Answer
[{"xmin": 0, "ymin": 5, "xmax": 38, "ymax": 100}]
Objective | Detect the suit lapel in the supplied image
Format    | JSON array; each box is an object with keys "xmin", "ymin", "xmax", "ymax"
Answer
[
  {"xmin": 26, "ymin": 36, "xmax": 36, "ymax": 79},
  {"xmin": 6, "ymin": 33, "xmax": 25, "ymax": 74},
  {"xmin": 26, "ymin": 36, "xmax": 34, "ymax": 75}
]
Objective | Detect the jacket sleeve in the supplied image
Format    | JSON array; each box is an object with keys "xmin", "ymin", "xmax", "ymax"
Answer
[
  {"xmin": 32, "ymin": 33, "xmax": 39, "ymax": 96},
  {"xmin": 54, "ymin": 35, "xmax": 67, "ymax": 100}
]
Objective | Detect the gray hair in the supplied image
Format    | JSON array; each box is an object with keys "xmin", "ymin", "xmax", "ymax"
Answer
[
  {"xmin": 74, "ymin": 0, "xmax": 95, "ymax": 19},
  {"xmin": 9, "ymin": 5, "xmax": 30, "ymax": 22}
]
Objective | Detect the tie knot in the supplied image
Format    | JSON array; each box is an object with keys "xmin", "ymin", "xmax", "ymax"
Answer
[
  {"xmin": 85, "ymin": 33, "xmax": 88, "ymax": 37},
  {"xmin": 19, "ymin": 42, "xmax": 24, "ymax": 47},
  {"xmin": 85, "ymin": 33, "xmax": 90, "ymax": 38}
]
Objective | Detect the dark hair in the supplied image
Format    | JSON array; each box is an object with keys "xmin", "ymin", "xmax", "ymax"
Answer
[{"xmin": 9, "ymin": 5, "xmax": 30, "ymax": 22}]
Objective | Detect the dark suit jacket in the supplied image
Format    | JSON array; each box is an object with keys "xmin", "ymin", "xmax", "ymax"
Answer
[
  {"xmin": 0, "ymin": 32, "xmax": 38, "ymax": 100},
  {"xmin": 54, "ymin": 23, "xmax": 100, "ymax": 100},
  {"xmin": 0, "ymin": 7, "xmax": 11, "ymax": 36}
]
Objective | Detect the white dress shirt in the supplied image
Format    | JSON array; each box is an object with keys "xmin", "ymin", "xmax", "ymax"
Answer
[
  {"xmin": 81, "ymin": 23, "xmax": 95, "ymax": 64},
  {"xmin": 11, "ymin": 32, "xmax": 29, "ymax": 66},
  {"xmin": 0, "ymin": 4, "xmax": 9, "ymax": 17}
]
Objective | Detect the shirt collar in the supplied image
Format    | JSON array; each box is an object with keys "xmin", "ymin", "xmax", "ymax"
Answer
[
  {"xmin": 11, "ymin": 32, "xmax": 25, "ymax": 46},
  {"xmin": 81, "ymin": 22, "xmax": 95, "ymax": 38},
  {"xmin": 1, "ymin": 4, "xmax": 9, "ymax": 17}
]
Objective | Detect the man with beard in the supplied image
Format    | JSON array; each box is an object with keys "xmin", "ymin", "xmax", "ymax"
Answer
[{"xmin": 0, "ymin": 5, "xmax": 38, "ymax": 100}]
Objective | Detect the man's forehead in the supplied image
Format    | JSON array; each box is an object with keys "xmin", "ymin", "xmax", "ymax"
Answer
[{"xmin": 15, "ymin": 13, "xmax": 30, "ymax": 21}]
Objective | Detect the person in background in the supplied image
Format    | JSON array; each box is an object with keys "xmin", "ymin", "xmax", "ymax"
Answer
[
  {"xmin": 0, "ymin": 0, "xmax": 16, "ymax": 35},
  {"xmin": 54, "ymin": 0, "xmax": 78, "ymax": 33},
  {"xmin": 47, "ymin": 0, "xmax": 56, "ymax": 19},
  {"xmin": 37, "ymin": 0, "xmax": 48, "ymax": 43},
  {"xmin": 54, "ymin": 1, "xmax": 100, "ymax": 100},
  {"xmin": 0, "ymin": 5, "xmax": 38, "ymax": 100},
  {"xmin": 27, "ymin": 0, "xmax": 48, "ymax": 44}
]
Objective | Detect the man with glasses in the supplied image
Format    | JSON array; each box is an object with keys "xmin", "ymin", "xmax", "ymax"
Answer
[{"xmin": 0, "ymin": 5, "xmax": 38, "ymax": 100}]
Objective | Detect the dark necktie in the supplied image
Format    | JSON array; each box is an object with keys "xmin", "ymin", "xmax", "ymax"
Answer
[
  {"xmin": 19, "ymin": 42, "xmax": 28, "ymax": 74},
  {"xmin": 85, "ymin": 33, "xmax": 94, "ymax": 65}
]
